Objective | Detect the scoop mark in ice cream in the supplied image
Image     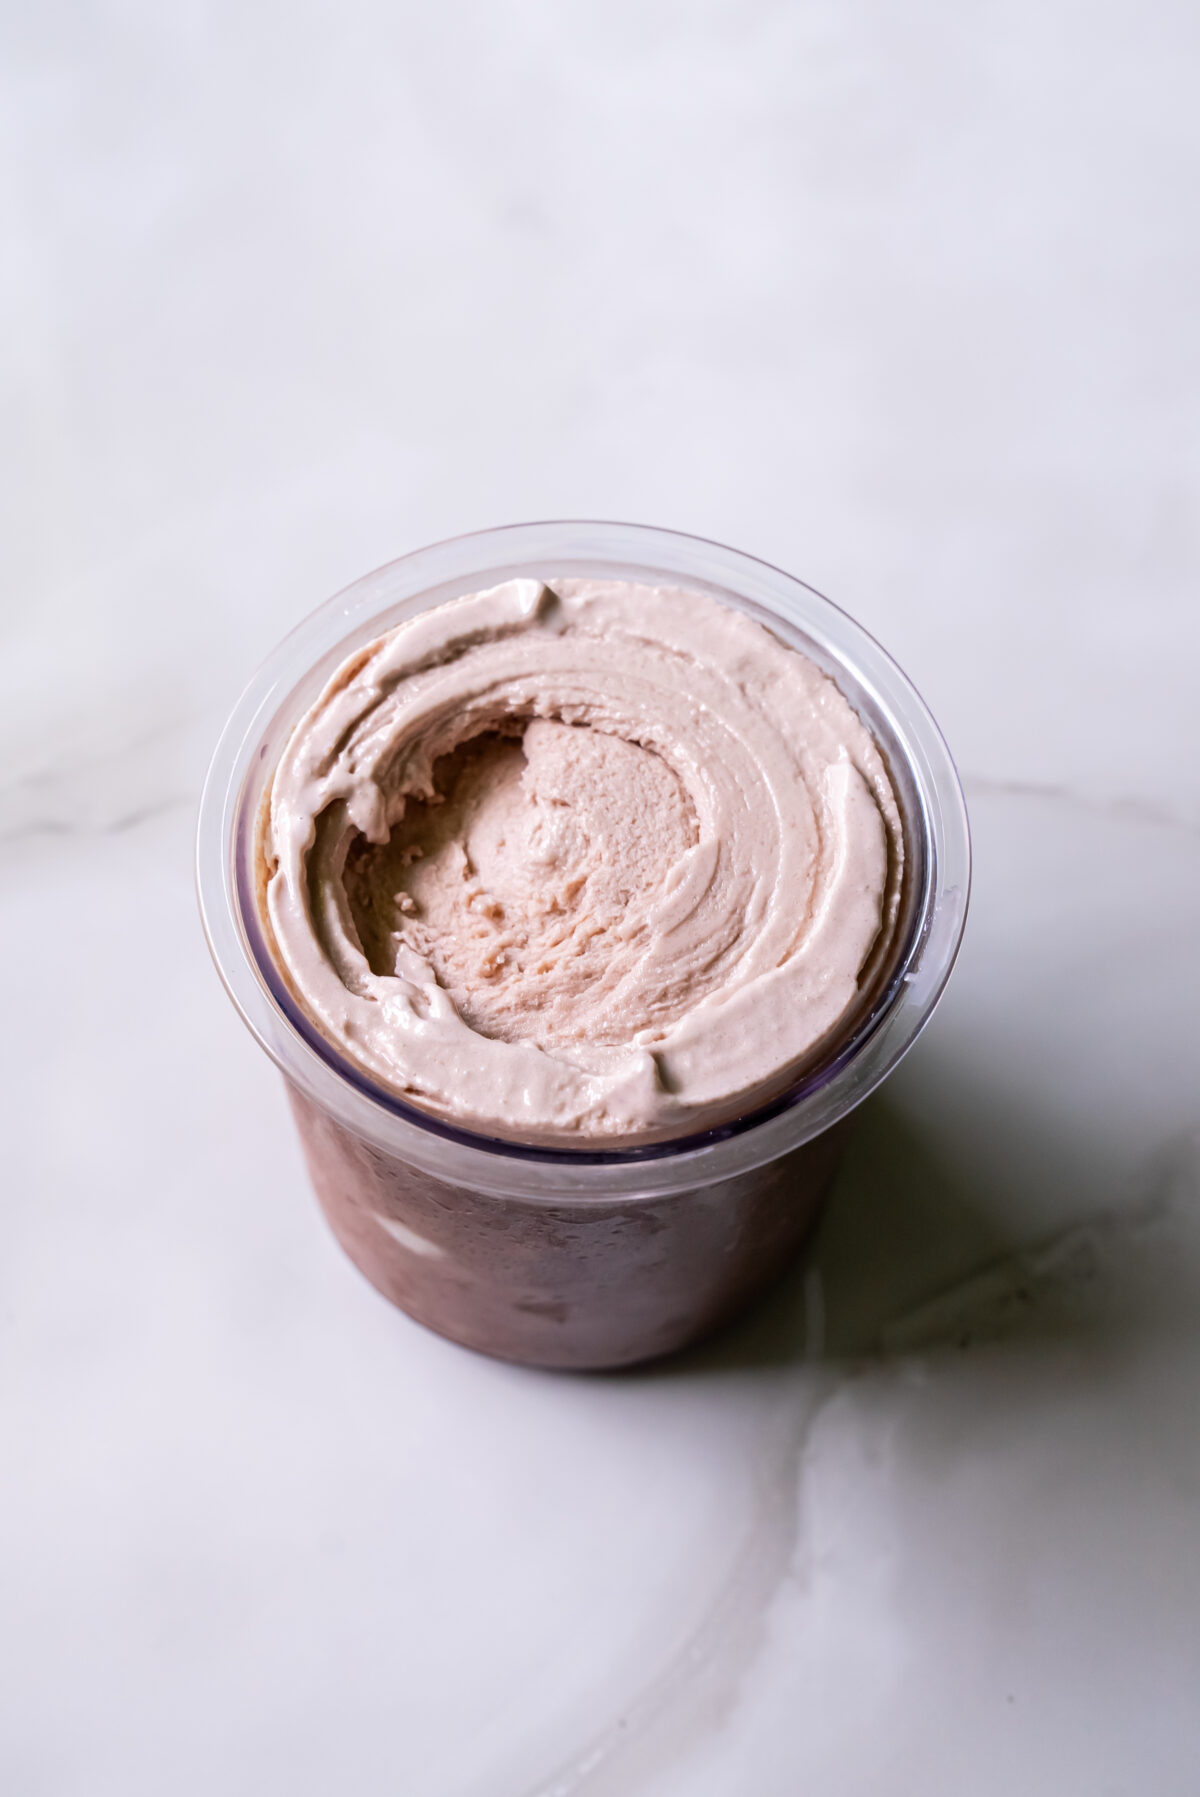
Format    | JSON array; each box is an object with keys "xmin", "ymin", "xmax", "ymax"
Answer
[{"xmin": 263, "ymin": 579, "xmax": 903, "ymax": 1141}]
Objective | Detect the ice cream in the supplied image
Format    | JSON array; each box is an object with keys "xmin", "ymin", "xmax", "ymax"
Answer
[{"xmin": 261, "ymin": 578, "xmax": 904, "ymax": 1143}]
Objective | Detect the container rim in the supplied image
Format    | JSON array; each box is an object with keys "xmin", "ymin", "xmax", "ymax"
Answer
[{"xmin": 196, "ymin": 520, "xmax": 970, "ymax": 1200}]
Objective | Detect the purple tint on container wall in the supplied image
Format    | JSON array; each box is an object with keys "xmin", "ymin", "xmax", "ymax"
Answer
[{"xmin": 289, "ymin": 1084, "xmax": 849, "ymax": 1368}]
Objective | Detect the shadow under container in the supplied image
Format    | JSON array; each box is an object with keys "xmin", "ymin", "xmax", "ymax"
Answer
[{"xmin": 197, "ymin": 521, "xmax": 970, "ymax": 1370}]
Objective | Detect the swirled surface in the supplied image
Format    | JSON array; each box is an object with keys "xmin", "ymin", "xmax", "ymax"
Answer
[{"xmin": 263, "ymin": 579, "xmax": 903, "ymax": 1141}]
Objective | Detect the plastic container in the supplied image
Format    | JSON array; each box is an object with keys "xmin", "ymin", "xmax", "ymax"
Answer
[{"xmin": 197, "ymin": 522, "xmax": 969, "ymax": 1368}]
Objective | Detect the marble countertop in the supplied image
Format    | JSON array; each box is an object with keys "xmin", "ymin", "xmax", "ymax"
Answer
[{"xmin": 4, "ymin": 4, "xmax": 1199, "ymax": 1792}]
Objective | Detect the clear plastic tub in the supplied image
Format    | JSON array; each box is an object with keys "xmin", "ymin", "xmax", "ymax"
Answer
[{"xmin": 197, "ymin": 522, "xmax": 969, "ymax": 1368}]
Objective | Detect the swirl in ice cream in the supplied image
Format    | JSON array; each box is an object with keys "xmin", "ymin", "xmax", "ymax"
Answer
[{"xmin": 262, "ymin": 579, "xmax": 904, "ymax": 1141}]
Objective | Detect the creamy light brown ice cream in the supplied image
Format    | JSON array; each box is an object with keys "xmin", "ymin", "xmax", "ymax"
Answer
[{"xmin": 261, "ymin": 578, "xmax": 903, "ymax": 1143}]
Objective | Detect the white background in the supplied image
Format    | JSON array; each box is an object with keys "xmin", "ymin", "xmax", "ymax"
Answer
[{"xmin": 3, "ymin": 4, "xmax": 1199, "ymax": 1793}]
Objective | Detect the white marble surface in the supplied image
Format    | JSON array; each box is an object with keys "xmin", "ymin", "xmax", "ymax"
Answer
[{"xmin": 3, "ymin": 3, "xmax": 1200, "ymax": 1792}]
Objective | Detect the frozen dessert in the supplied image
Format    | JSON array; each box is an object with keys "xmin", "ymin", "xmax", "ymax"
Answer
[
  {"xmin": 260, "ymin": 578, "xmax": 904, "ymax": 1144},
  {"xmin": 199, "ymin": 517, "xmax": 969, "ymax": 1368}
]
